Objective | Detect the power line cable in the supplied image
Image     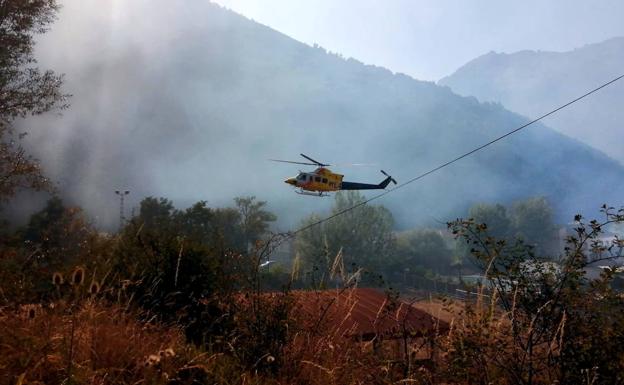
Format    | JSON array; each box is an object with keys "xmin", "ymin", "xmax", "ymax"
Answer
[{"xmin": 285, "ymin": 73, "xmax": 624, "ymax": 239}]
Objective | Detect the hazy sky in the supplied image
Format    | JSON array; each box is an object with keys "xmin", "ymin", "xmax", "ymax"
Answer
[
  {"xmin": 20, "ymin": 0, "xmax": 623, "ymax": 229},
  {"xmin": 214, "ymin": 0, "xmax": 624, "ymax": 81}
]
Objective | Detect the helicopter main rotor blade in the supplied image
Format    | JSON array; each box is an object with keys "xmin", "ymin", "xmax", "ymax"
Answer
[
  {"xmin": 300, "ymin": 153, "xmax": 330, "ymax": 167},
  {"xmin": 334, "ymin": 162, "xmax": 379, "ymax": 167},
  {"xmin": 269, "ymin": 159, "xmax": 319, "ymax": 166},
  {"xmin": 272, "ymin": 154, "xmax": 375, "ymax": 168}
]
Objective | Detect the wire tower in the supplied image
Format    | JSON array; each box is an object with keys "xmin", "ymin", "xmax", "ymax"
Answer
[{"xmin": 115, "ymin": 190, "xmax": 130, "ymax": 231}]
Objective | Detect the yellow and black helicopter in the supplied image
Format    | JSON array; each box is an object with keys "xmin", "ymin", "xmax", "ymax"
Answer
[{"xmin": 271, "ymin": 154, "xmax": 397, "ymax": 196}]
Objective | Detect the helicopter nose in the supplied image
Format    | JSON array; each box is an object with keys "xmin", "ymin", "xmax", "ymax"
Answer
[{"xmin": 285, "ymin": 178, "xmax": 297, "ymax": 186}]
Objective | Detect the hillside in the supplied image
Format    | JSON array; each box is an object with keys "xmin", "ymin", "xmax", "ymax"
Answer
[
  {"xmin": 20, "ymin": 1, "xmax": 624, "ymax": 229},
  {"xmin": 439, "ymin": 37, "xmax": 624, "ymax": 164}
]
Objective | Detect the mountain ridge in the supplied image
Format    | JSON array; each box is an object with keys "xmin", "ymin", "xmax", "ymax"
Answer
[
  {"xmin": 17, "ymin": 1, "xmax": 624, "ymax": 229},
  {"xmin": 439, "ymin": 37, "xmax": 624, "ymax": 164}
]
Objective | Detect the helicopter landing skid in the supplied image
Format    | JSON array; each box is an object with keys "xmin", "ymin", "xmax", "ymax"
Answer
[{"xmin": 296, "ymin": 189, "xmax": 329, "ymax": 197}]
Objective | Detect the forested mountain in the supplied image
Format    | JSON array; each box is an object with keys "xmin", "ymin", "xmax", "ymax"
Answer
[
  {"xmin": 439, "ymin": 37, "xmax": 624, "ymax": 164},
  {"xmin": 19, "ymin": 1, "xmax": 624, "ymax": 229}
]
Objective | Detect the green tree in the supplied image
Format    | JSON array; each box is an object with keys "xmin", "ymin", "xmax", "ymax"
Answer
[
  {"xmin": 114, "ymin": 197, "xmax": 279, "ymax": 342},
  {"xmin": 115, "ymin": 197, "xmax": 227, "ymax": 343},
  {"xmin": 136, "ymin": 196, "xmax": 174, "ymax": 227},
  {"xmin": 447, "ymin": 206, "xmax": 624, "ymax": 384},
  {"xmin": 463, "ymin": 198, "xmax": 557, "ymax": 258},
  {"xmin": 295, "ymin": 191, "xmax": 395, "ymax": 282},
  {"xmin": 456, "ymin": 202, "xmax": 513, "ymax": 269},
  {"xmin": 295, "ymin": 213, "xmax": 327, "ymax": 274},
  {"xmin": 395, "ymin": 228, "xmax": 453, "ymax": 273},
  {"xmin": 211, "ymin": 207, "xmax": 245, "ymax": 252},
  {"xmin": 510, "ymin": 196, "xmax": 556, "ymax": 254},
  {"xmin": 0, "ymin": 0, "xmax": 69, "ymax": 201},
  {"xmin": 177, "ymin": 200, "xmax": 246, "ymax": 253},
  {"xmin": 21, "ymin": 196, "xmax": 95, "ymax": 266},
  {"xmin": 234, "ymin": 196, "xmax": 277, "ymax": 251},
  {"xmin": 468, "ymin": 202, "xmax": 511, "ymax": 239},
  {"xmin": 1, "ymin": 197, "xmax": 106, "ymax": 303}
]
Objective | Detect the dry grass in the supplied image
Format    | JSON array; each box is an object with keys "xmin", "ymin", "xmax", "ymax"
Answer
[
  {"xmin": 0, "ymin": 300, "xmax": 210, "ymax": 385},
  {"xmin": 0, "ymin": 291, "xmax": 576, "ymax": 385}
]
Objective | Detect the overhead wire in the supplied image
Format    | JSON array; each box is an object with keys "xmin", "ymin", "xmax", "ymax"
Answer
[{"xmin": 282, "ymin": 73, "xmax": 624, "ymax": 240}]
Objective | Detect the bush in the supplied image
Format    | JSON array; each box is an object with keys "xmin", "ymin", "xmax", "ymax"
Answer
[{"xmin": 443, "ymin": 205, "xmax": 624, "ymax": 384}]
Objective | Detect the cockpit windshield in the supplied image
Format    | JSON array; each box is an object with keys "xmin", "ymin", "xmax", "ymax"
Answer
[{"xmin": 297, "ymin": 173, "xmax": 306, "ymax": 181}]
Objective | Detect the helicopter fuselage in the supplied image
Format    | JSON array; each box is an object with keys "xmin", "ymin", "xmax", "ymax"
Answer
[
  {"xmin": 285, "ymin": 167, "xmax": 396, "ymax": 194},
  {"xmin": 275, "ymin": 154, "xmax": 396, "ymax": 195},
  {"xmin": 285, "ymin": 167, "xmax": 343, "ymax": 192}
]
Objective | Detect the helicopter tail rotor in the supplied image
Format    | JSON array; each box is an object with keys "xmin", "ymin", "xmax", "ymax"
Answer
[{"xmin": 381, "ymin": 170, "xmax": 397, "ymax": 185}]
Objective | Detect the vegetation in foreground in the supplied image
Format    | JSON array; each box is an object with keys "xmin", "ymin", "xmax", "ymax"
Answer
[
  {"xmin": 1, "ymin": 197, "xmax": 624, "ymax": 385},
  {"xmin": 3, "ymin": 2, "xmax": 624, "ymax": 384}
]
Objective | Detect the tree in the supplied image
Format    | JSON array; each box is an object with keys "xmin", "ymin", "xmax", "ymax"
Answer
[
  {"xmin": 0, "ymin": 0, "xmax": 69, "ymax": 201},
  {"xmin": 21, "ymin": 196, "xmax": 94, "ymax": 266},
  {"xmin": 456, "ymin": 202, "xmax": 513, "ymax": 269},
  {"xmin": 113, "ymin": 197, "xmax": 283, "ymax": 349},
  {"xmin": 468, "ymin": 202, "xmax": 511, "ymax": 239},
  {"xmin": 395, "ymin": 228, "xmax": 454, "ymax": 273},
  {"xmin": 136, "ymin": 196, "xmax": 175, "ymax": 227},
  {"xmin": 115, "ymin": 197, "xmax": 226, "ymax": 342},
  {"xmin": 177, "ymin": 200, "xmax": 246, "ymax": 253},
  {"xmin": 1, "ymin": 196, "xmax": 104, "ymax": 302},
  {"xmin": 463, "ymin": 197, "xmax": 557, "ymax": 259},
  {"xmin": 295, "ymin": 191, "xmax": 395, "ymax": 282},
  {"xmin": 295, "ymin": 214, "xmax": 331, "ymax": 272},
  {"xmin": 510, "ymin": 196, "xmax": 556, "ymax": 253},
  {"xmin": 234, "ymin": 196, "xmax": 276, "ymax": 251},
  {"xmin": 446, "ymin": 205, "xmax": 624, "ymax": 384}
]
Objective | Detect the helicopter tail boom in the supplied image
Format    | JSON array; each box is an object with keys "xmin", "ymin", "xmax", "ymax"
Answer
[{"xmin": 340, "ymin": 170, "xmax": 397, "ymax": 190}]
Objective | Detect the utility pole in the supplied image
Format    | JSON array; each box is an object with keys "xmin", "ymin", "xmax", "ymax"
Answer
[{"xmin": 115, "ymin": 190, "xmax": 130, "ymax": 231}]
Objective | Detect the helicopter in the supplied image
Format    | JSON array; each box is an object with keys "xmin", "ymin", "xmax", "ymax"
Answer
[{"xmin": 270, "ymin": 154, "xmax": 397, "ymax": 196}]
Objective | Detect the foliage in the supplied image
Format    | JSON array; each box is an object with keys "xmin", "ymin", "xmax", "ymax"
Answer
[
  {"xmin": 0, "ymin": 197, "xmax": 111, "ymax": 304},
  {"xmin": 0, "ymin": 275, "xmax": 436, "ymax": 385},
  {"xmin": 510, "ymin": 197, "xmax": 556, "ymax": 251},
  {"xmin": 110, "ymin": 196, "xmax": 298, "ymax": 374},
  {"xmin": 235, "ymin": 196, "xmax": 277, "ymax": 251},
  {"xmin": 114, "ymin": 198, "xmax": 236, "ymax": 342},
  {"xmin": 371, "ymin": 197, "xmax": 559, "ymax": 282},
  {"xmin": 0, "ymin": 0, "xmax": 69, "ymax": 201},
  {"xmin": 444, "ymin": 204, "xmax": 624, "ymax": 384},
  {"xmin": 295, "ymin": 191, "xmax": 395, "ymax": 285},
  {"xmin": 395, "ymin": 228, "xmax": 454, "ymax": 275},
  {"xmin": 5, "ymin": 189, "xmax": 624, "ymax": 384},
  {"xmin": 468, "ymin": 202, "xmax": 511, "ymax": 239},
  {"xmin": 462, "ymin": 197, "xmax": 557, "ymax": 260},
  {"xmin": 0, "ymin": 299, "xmax": 214, "ymax": 385}
]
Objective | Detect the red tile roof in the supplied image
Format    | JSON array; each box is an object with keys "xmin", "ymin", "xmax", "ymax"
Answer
[{"xmin": 287, "ymin": 287, "xmax": 448, "ymax": 340}]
